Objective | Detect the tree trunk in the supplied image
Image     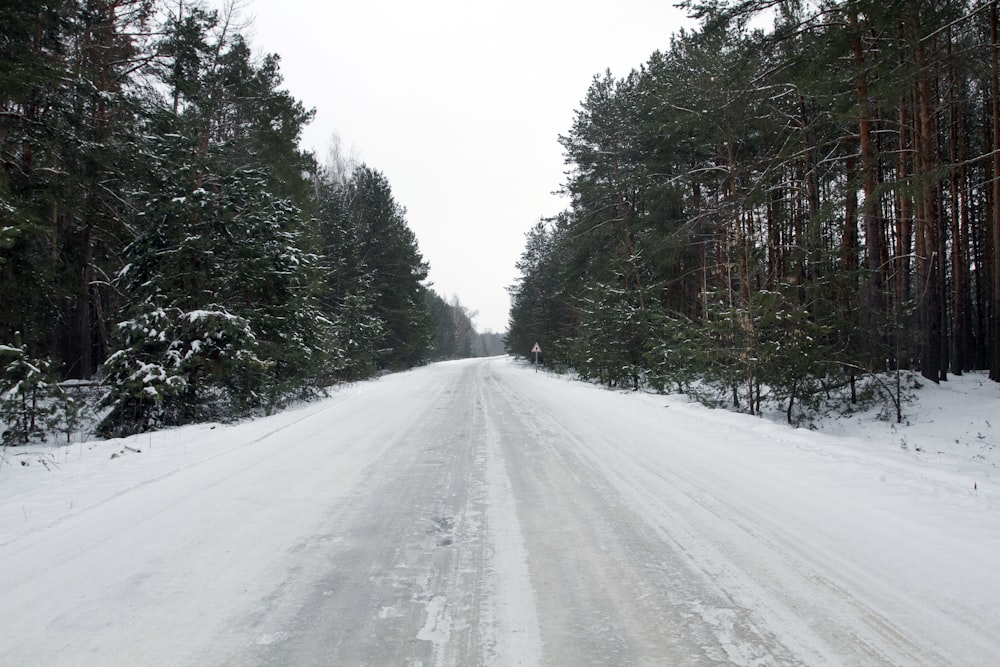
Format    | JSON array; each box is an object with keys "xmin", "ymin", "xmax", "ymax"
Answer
[
  {"xmin": 991, "ymin": 0, "xmax": 1000, "ymax": 381},
  {"xmin": 850, "ymin": 4, "xmax": 886, "ymax": 329},
  {"xmin": 947, "ymin": 33, "xmax": 972, "ymax": 375},
  {"xmin": 913, "ymin": 15, "xmax": 945, "ymax": 383},
  {"xmin": 895, "ymin": 30, "xmax": 914, "ymax": 318}
]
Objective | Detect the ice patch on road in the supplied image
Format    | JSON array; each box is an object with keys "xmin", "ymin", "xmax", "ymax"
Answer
[
  {"xmin": 417, "ymin": 594, "xmax": 452, "ymax": 646},
  {"xmin": 377, "ymin": 605, "xmax": 403, "ymax": 620},
  {"xmin": 253, "ymin": 631, "xmax": 289, "ymax": 646}
]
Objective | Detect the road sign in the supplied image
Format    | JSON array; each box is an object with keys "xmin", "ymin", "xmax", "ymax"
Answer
[{"xmin": 531, "ymin": 343, "xmax": 542, "ymax": 353}]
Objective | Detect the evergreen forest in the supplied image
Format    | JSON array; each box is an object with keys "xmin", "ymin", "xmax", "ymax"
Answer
[
  {"xmin": 1, "ymin": 1, "xmax": 484, "ymax": 442},
  {"xmin": 507, "ymin": 0, "xmax": 1000, "ymax": 422}
]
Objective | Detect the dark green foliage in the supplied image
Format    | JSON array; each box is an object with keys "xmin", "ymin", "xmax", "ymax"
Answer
[
  {"xmin": 329, "ymin": 290, "xmax": 383, "ymax": 381},
  {"xmin": 1, "ymin": 0, "xmax": 151, "ymax": 377},
  {"xmin": 311, "ymin": 163, "xmax": 433, "ymax": 377},
  {"xmin": 0, "ymin": 342, "xmax": 78, "ymax": 444},
  {"xmin": 96, "ymin": 155, "xmax": 336, "ymax": 435},
  {"xmin": 311, "ymin": 171, "xmax": 383, "ymax": 381},
  {"xmin": 569, "ymin": 283, "xmax": 650, "ymax": 390},
  {"xmin": 425, "ymin": 290, "xmax": 478, "ymax": 360},
  {"xmin": 344, "ymin": 167, "xmax": 431, "ymax": 370},
  {"xmin": 97, "ymin": 306, "xmax": 263, "ymax": 437},
  {"xmin": 2, "ymin": 2, "xmax": 437, "ymax": 439},
  {"xmin": 506, "ymin": 217, "xmax": 577, "ymax": 368},
  {"xmin": 509, "ymin": 0, "xmax": 1000, "ymax": 420}
]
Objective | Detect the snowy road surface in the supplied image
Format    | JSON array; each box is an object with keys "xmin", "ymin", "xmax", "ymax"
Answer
[{"xmin": 1, "ymin": 358, "xmax": 998, "ymax": 665}]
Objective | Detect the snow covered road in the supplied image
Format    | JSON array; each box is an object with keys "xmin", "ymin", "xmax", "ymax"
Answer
[{"xmin": 1, "ymin": 358, "xmax": 998, "ymax": 665}]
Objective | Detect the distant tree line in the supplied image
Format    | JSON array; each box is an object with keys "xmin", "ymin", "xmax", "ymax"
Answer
[
  {"xmin": 425, "ymin": 292, "xmax": 505, "ymax": 360},
  {"xmin": 0, "ymin": 1, "xmax": 486, "ymax": 441},
  {"xmin": 508, "ymin": 0, "xmax": 1000, "ymax": 422}
]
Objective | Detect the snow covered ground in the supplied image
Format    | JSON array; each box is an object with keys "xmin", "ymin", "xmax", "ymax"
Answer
[{"xmin": 0, "ymin": 358, "xmax": 997, "ymax": 665}]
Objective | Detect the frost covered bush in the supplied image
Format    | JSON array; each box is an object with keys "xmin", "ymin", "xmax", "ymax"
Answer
[
  {"xmin": 97, "ymin": 305, "xmax": 267, "ymax": 437},
  {"xmin": 96, "ymin": 163, "xmax": 340, "ymax": 437},
  {"xmin": 0, "ymin": 343, "xmax": 80, "ymax": 444}
]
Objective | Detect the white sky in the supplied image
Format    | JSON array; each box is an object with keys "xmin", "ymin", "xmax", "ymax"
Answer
[{"xmin": 236, "ymin": 0, "xmax": 693, "ymax": 333}]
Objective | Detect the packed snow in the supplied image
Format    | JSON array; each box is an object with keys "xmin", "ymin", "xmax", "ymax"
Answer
[{"xmin": 0, "ymin": 357, "xmax": 997, "ymax": 665}]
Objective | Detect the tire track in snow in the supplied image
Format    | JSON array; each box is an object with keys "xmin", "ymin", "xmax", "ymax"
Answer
[
  {"xmin": 481, "ymin": 360, "xmax": 801, "ymax": 665},
  {"xmin": 492, "ymin": 360, "xmax": 977, "ymax": 665},
  {"xmin": 476, "ymin": 370, "xmax": 544, "ymax": 666}
]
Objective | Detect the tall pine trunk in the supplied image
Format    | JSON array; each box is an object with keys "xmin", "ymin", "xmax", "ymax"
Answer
[
  {"xmin": 850, "ymin": 2, "xmax": 886, "ymax": 365},
  {"xmin": 948, "ymin": 34, "xmax": 972, "ymax": 375},
  {"xmin": 991, "ymin": 0, "xmax": 1000, "ymax": 381},
  {"xmin": 913, "ymin": 15, "xmax": 945, "ymax": 383}
]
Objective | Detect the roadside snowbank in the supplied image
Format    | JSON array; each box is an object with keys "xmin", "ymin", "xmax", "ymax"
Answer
[{"xmin": 0, "ymin": 382, "xmax": 371, "ymax": 546}]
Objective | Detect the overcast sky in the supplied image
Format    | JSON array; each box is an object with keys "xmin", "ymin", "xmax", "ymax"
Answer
[{"xmin": 235, "ymin": 0, "xmax": 693, "ymax": 333}]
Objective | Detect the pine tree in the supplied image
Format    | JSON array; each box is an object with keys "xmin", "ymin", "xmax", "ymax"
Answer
[
  {"xmin": 93, "ymin": 9, "xmax": 332, "ymax": 436},
  {"xmin": 345, "ymin": 166, "xmax": 431, "ymax": 370},
  {"xmin": 98, "ymin": 156, "xmax": 333, "ymax": 436},
  {"xmin": 0, "ymin": 340, "xmax": 68, "ymax": 443},
  {"xmin": 506, "ymin": 218, "xmax": 573, "ymax": 365},
  {"xmin": 313, "ymin": 167, "xmax": 384, "ymax": 380},
  {"xmin": 509, "ymin": 0, "xmax": 1000, "ymax": 421}
]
